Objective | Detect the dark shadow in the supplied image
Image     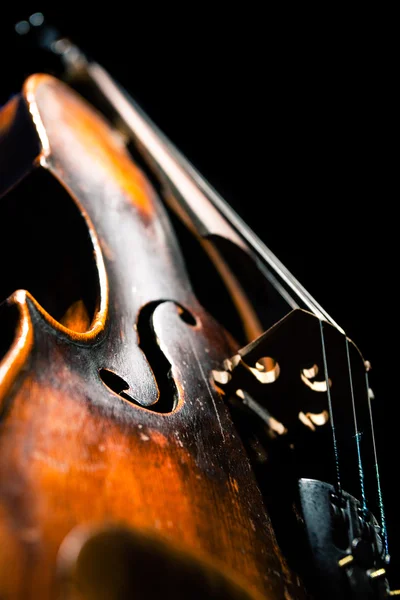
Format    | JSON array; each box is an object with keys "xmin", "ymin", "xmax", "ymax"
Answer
[{"xmin": 0, "ymin": 168, "xmax": 100, "ymax": 330}]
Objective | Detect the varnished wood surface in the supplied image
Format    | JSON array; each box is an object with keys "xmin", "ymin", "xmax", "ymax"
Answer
[{"xmin": 0, "ymin": 76, "xmax": 308, "ymax": 599}]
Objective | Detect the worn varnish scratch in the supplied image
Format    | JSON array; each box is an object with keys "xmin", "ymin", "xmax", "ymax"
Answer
[{"xmin": 0, "ymin": 75, "xmax": 308, "ymax": 599}]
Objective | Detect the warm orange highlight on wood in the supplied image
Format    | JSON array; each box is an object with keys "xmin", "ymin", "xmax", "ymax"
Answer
[
  {"xmin": 0, "ymin": 96, "xmax": 18, "ymax": 135},
  {"xmin": 0, "ymin": 76, "xmax": 307, "ymax": 599},
  {"xmin": 0, "ymin": 291, "xmax": 33, "ymax": 411},
  {"xmin": 60, "ymin": 300, "xmax": 91, "ymax": 333},
  {"xmin": 24, "ymin": 75, "xmax": 155, "ymax": 218}
]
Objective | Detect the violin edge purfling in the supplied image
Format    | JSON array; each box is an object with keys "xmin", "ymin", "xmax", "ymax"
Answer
[
  {"xmin": 0, "ymin": 12, "xmax": 396, "ymax": 599},
  {"xmin": 0, "ymin": 74, "xmax": 309, "ymax": 599}
]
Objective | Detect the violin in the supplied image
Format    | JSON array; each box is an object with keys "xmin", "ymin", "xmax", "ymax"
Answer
[{"xmin": 0, "ymin": 12, "xmax": 397, "ymax": 599}]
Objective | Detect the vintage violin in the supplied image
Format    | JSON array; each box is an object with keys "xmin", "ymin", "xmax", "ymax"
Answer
[{"xmin": 0, "ymin": 13, "xmax": 397, "ymax": 599}]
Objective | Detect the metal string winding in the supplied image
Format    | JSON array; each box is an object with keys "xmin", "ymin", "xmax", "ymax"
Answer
[
  {"xmin": 365, "ymin": 370, "xmax": 388, "ymax": 555},
  {"xmin": 345, "ymin": 337, "xmax": 367, "ymax": 514},
  {"xmin": 319, "ymin": 319, "xmax": 342, "ymax": 496}
]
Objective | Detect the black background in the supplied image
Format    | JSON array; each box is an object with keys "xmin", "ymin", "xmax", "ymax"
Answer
[{"xmin": 1, "ymin": 6, "xmax": 398, "ymax": 588}]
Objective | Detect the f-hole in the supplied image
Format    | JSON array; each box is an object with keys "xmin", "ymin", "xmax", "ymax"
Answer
[
  {"xmin": 99, "ymin": 301, "xmax": 196, "ymax": 413},
  {"xmin": 136, "ymin": 301, "xmax": 196, "ymax": 413},
  {"xmin": 98, "ymin": 369, "xmax": 137, "ymax": 405}
]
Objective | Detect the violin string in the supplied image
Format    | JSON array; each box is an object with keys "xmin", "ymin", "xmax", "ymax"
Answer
[
  {"xmin": 87, "ymin": 63, "xmax": 390, "ymax": 545},
  {"xmin": 88, "ymin": 64, "xmax": 343, "ymax": 329},
  {"xmin": 345, "ymin": 337, "xmax": 367, "ymax": 514},
  {"xmin": 319, "ymin": 320, "xmax": 342, "ymax": 496},
  {"xmin": 365, "ymin": 370, "xmax": 388, "ymax": 555}
]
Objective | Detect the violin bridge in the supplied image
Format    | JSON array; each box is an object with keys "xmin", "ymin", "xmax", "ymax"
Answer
[
  {"xmin": 213, "ymin": 309, "xmax": 397, "ymax": 598},
  {"xmin": 212, "ymin": 308, "xmax": 365, "ymax": 443}
]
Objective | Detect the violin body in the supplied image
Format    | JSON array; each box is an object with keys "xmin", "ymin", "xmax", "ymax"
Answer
[
  {"xmin": 0, "ymin": 75, "xmax": 306, "ymax": 599},
  {"xmin": 0, "ymin": 12, "xmax": 398, "ymax": 599}
]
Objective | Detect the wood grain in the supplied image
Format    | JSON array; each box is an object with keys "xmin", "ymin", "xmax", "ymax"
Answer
[{"xmin": 0, "ymin": 76, "xmax": 308, "ymax": 599}]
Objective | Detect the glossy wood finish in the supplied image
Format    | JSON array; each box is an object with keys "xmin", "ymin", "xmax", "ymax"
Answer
[{"xmin": 0, "ymin": 76, "xmax": 307, "ymax": 599}]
